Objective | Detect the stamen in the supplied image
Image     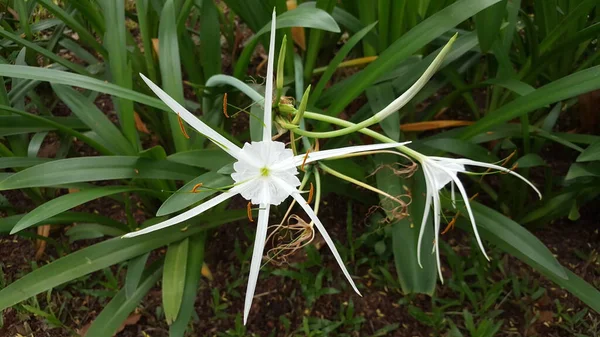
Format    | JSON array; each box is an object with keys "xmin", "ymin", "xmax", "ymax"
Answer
[
  {"xmin": 441, "ymin": 217, "xmax": 456, "ymax": 235},
  {"xmin": 191, "ymin": 183, "xmax": 203, "ymax": 193},
  {"xmin": 300, "ymin": 150, "xmax": 311, "ymax": 172},
  {"xmin": 307, "ymin": 182, "xmax": 314, "ymax": 204},
  {"xmin": 177, "ymin": 113, "xmax": 190, "ymax": 139},
  {"xmin": 223, "ymin": 93, "xmax": 229, "ymax": 118},
  {"xmin": 442, "ymin": 193, "xmax": 479, "ymax": 234},
  {"xmin": 247, "ymin": 202, "xmax": 254, "ymax": 222}
]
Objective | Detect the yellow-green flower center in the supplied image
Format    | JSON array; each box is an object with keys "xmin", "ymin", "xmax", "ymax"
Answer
[{"xmin": 260, "ymin": 167, "xmax": 270, "ymax": 176}]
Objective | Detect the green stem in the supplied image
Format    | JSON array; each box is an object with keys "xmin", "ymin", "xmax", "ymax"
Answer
[{"xmin": 318, "ymin": 162, "xmax": 406, "ymax": 205}]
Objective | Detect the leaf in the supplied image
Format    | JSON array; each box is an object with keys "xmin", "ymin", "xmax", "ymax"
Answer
[
  {"xmin": 577, "ymin": 140, "xmax": 600, "ymax": 162},
  {"xmin": 0, "ymin": 156, "xmax": 202, "ymax": 190},
  {"xmin": 0, "ymin": 65, "xmax": 167, "ymax": 110},
  {"xmin": 471, "ymin": 207, "xmax": 600, "ymax": 313},
  {"xmin": 66, "ymin": 223, "xmax": 126, "ymax": 242},
  {"xmin": 157, "ymin": 171, "xmax": 232, "ymax": 216},
  {"xmin": 326, "ymin": 0, "xmax": 503, "ymax": 116},
  {"xmin": 169, "ymin": 234, "xmax": 206, "ymax": 336},
  {"xmin": 166, "ymin": 149, "xmax": 234, "ymax": 171},
  {"xmin": 0, "ymin": 210, "xmax": 247, "ymax": 311},
  {"xmin": 474, "ymin": 0, "xmax": 507, "ymax": 52},
  {"xmin": 84, "ymin": 262, "xmax": 162, "ymax": 337},
  {"xmin": 253, "ymin": 6, "xmax": 340, "ymax": 39},
  {"xmin": 233, "ymin": 6, "xmax": 340, "ymax": 78},
  {"xmin": 163, "ymin": 238, "xmax": 189, "ymax": 324},
  {"xmin": 158, "ymin": 0, "xmax": 188, "ymax": 152},
  {"xmin": 566, "ymin": 162, "xmax": 600, "ymax": 180},
  {"xmin": 462, "ymin": 66, "xmax": 600, "ymax": 139},
  {"xmin": 51, "ymin": 84, "xmax": 135, "ymax": 155},
  {"xmin": 514, "ymin": 154, "xmax": 547, "ymax": 168},
  {"xmin": 12, "ymin": 186, "xmax": 140, "ymax": 233},
  {"xmin": 0, "ymin": 157, "xmax": 51, "ymax": 169},
  {"xmin": 0, "ymin": 212, "xmax": 126, "ymax": 234},
  {"xmin": 100, "ymin": 0, "xmax": 137, "ymax": 148},
  {"xmin": 311, "ymin": 22, "xmax": 377, "ymax": 102},
  {"xmin": 367, "ymin": 82, "xmax": 400, "ymax": 141},
  {"xmin": 0, "ymin": 28, "xmax": 88, "ymax": 74},
  {"xmin": 125, "ymin": 253, "xmax": 150, "ymax": 299},
  {"xmin": 462, "ymin": 202, "xmax": 567, "ymax": 280}
]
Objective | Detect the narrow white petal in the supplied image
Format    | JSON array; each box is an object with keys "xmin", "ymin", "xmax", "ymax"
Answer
[
  {"xmin": 262, "ymin": 10, "xmax": 277, "ymax": 142},
  {"xmin": 243, "ymin": 203, "xmax": 271, "ymax": 325},
  {"xmin": 122, "ymin": 190, "xmax": 238, "ymax": 238},
  {"xmin": 289, "ymin": 191, "xmax": 362, "ymax": 296},
  {"xmin": 416, "ymin": 166, "xmax": 434, "ymax": 269},
  {"xmin": 273, "ymin": 142, "xmax": 411, "ymax": 171},
  {"xmin": 450, "ymin": 181, "xmax": 456, "ymax": 209},
  {"xmin": 431, "ymin": 157, "xmax": 542, "ymax": 199},
  {"xmin": 271, "ymin": 176, "xmax": 361, "ymax": 295},
  {"xmin": 426, "ymin": 168, "xmax": 444, "ymax": 284},
  {"xmin": 140, "ymin": 73, "xmax": 244, "ymax": 160},
  {"xmin": 443, "ymin": 168, "xmax": 490, "ymax": 261}
]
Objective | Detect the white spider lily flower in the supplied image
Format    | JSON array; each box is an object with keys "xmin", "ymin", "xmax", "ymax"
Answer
[
  {"xmin": 124, "ymin": 10, "xmax": 408, "ymax": 324},
  {"xmin": 413, "ymin": 154, "xmax": 542, "ymax": 282}
]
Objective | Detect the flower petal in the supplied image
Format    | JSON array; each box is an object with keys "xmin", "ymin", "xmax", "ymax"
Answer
[
  {"xmin": 430, "ymin": 157, "xmax": 542, "ymax": 199},
  {"xmin": 123, "ymin": 189, "xmax": 239, "ymax": 238},
  {"xmin": 423, "ymin": 166, "xmax": 444, "ymax": 283},
  {"xmin": 243, "ymin": 203, "xmax": 270, "ymax": 325},
  {"xmin": 442, "ymin": 167, "xmax": 490, "ymax": 261},
  {"xmin": 262, "ymin": 10, "xmax": 277, "ymax": 142},
  {"xmin": 416, "ymin": 167, "xmax": 434, "ymax": 269},
  {"xmin": 273, "ymin": 179, "xmax": 361, "ymax": 296},
  {"xmin": 272, "ymin": 142, "xmax": 411, "ymax": 171},
  {"xmin": 140, "ymin": 73, "xmax": 244, "ymax": 160}
]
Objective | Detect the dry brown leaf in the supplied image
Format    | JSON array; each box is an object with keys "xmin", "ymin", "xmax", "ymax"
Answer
[
  {"xmin": 151, "ymin": 38, "xmax": 160, "ymax": 58},
  {"xmin": 201, "ymin": 262, "xmax": 214, "ymax": 281},
  {"xmin": 79, "ymin": 313, "xmax": 141, "ymax": 337},
  {"xmin": 134, "ymin": 111, "xmax": 150, "ymax": 134},
  {"xmin": 400, "ymin": 120, "xmax": 474, "ymax": 132},
  {"xmin": 35, "ymin": 225, "xmax": 51, "ymax": 260},
  {"xmin": 286, "ymin": 0, "xmax": 306, "ymax": 50}
]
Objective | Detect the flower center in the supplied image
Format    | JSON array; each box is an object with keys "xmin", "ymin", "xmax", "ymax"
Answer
[{"xmin": 260, "ymin": 167, "xmax": 270, "ymax": 177}]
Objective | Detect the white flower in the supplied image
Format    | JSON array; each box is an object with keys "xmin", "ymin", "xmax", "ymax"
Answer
[
  {"xmin": 124, "ymin": 10, "xmax": 408, "ymax": 324},
  {"xmin": 414, "ymin": 155, "xmax": 542, "ymax": 281}
]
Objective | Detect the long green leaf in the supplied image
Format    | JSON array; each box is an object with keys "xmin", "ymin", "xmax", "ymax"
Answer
[
  {"xmin": 0, "ymin": 156, "xmax": 202, "ymax": 190},
  {"xmin": 125, "ymin": 252, "xmax": 150, "ymax": 299},
  {"xmin": 234, "ymin": 6, "xmax": 340, "ymax": 78},
  {"xmin": 169, "ymin": 233, "xmax": 206, "ymax": 336},
  {"xmin": 471, "ymin": 205, "xmax": 600, "ymax": 312},
  {"xmin": 158, "ymin": 0, "xmax": 188, "ymax": 152},
  {"xmin": 463, "ymin": 202, "xmax": 567, "ymax": 280},
  {"xmin": 157, "ymin": 171, "xmax": 232, "ymax": 216},
  {"xmin": 85, "ymin": 262, "xmax": 163, "ymax": 337},
  {"xmin": 12, "ymin": 186, "xmax": 141, "ymax": 234},
  {"xmin": 0, "ymin": 210, "xmax": 246, "ymax": 310},
  {"xmin": 166, "ymin": 149, "xmax": 234, "ymax": 171},
  {"xmin": 100, "ymin": 0, "xmax": 138, "ymax": 149},
  {"xmin": 461, "ymin": 66, "xmax": 600, "ymax": 139},
  {"xmin": 163, "ymin": 238, "xmax": 189, "ymax": 324},
  {"xmin": 51, "ymin": 84, "xmax": 135, "ymax": 155},
  {"xmin": 311, "ymin": 22, "xmax": 377, "ymax": 102},
  {"xmin": 474, "ymin": 0, "xmax": 507, "ymax": 52},
  {"xmin": 36, "ymin": 0, "xmax": 107, "ymax": 55},
  {"xmin": 0, "ymin": 211, "xmax": 126, "ymax": 234},
  {"xmin": 326, "ymin": 0, "xmax": 502, "ymax": 116},
  {"xmin": 0, "ymin": 65, "xmax": 166, "ymax": 110},
  {"xmin": 0, "ymin": 29, "xmax": 89, "ymax": 74}
]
